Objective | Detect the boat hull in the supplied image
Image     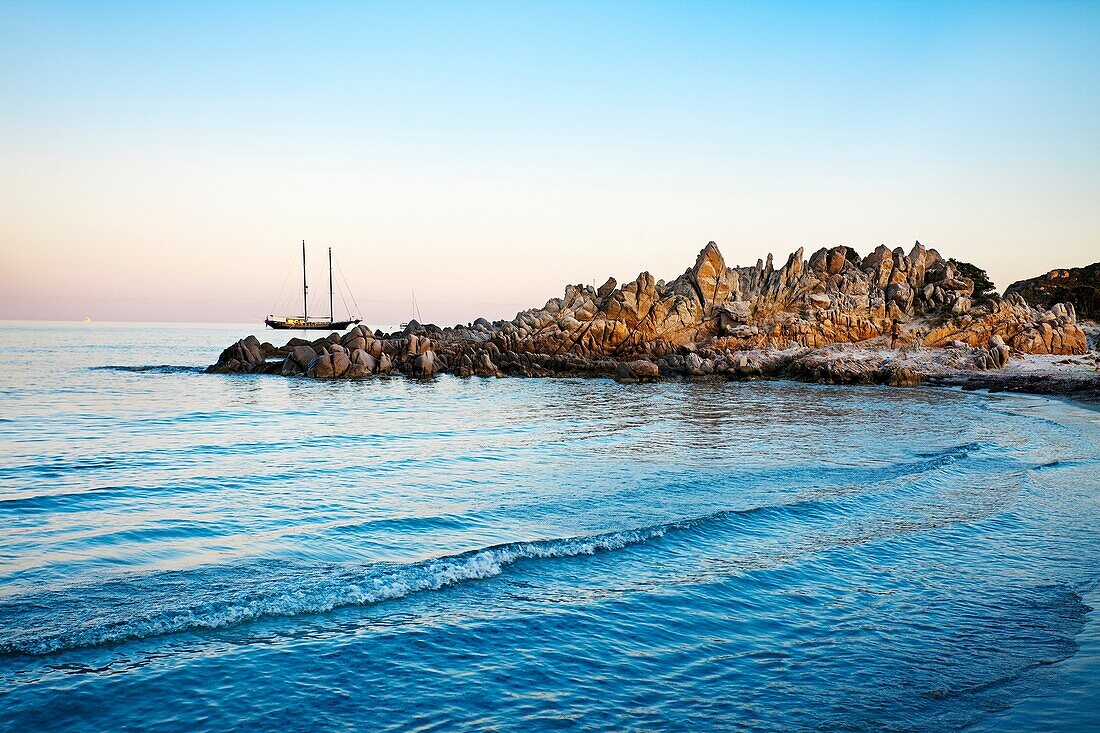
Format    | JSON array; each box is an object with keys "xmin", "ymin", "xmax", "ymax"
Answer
[{"xmin": 265, "ymin": 318, "xmax": 361, "ymax": 331}]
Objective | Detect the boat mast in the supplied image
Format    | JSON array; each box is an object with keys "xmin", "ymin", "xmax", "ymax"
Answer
[
  {"xmin": 302, "ymin": 240, "xmax": 309, "ymax": 322},
  {"xmin": 328, "ymin": 247, "xmax": 334, "ymax": 324}
]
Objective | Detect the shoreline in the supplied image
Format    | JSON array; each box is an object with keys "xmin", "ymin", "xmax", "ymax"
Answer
[
  {"xmin": 928, "ymin": 371, "xmax": 1100, "ymax": 412},
  {"xmin": 207, "ymin": 335, "xmax": 1100, "ymax": 412},
  {"xmin": 961, "ymin": 395, "xmax": 1100, "ymax": 732},
  {"xmin": 206, "ymin": 243, "xmax": 1096, "ymax": 402}
]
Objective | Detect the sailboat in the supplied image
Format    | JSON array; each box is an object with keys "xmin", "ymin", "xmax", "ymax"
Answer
[
  {"xmin": 265, "ymin": 241, "xmax": 362, "ymax": 330},
  {"xmin": 400, "ymin": 289, "xmax": 424, "ymax": 329}
]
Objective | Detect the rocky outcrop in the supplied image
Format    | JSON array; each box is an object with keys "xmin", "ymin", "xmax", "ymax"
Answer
[
  {"xmin": 924, "ymin": 294, "xmax": 1086, "ymax": 355},
  {"xmin": 1005, "ymin": 262, "xmax": 1100, "ymax": 321},
  {"xmin": 496, "ymin": 241, "xmax": 976, "ymax": 358},
  {"xmin": 210, "ymin": 335, "xmax": 275, "ymax": 374},
  {"xmin": 483, "ymin": 240, "xmax": 1084, "ymax": 360},
  {"xmin": 208, "ymin": 241, "xmax": 1092, "ymax": 384}
]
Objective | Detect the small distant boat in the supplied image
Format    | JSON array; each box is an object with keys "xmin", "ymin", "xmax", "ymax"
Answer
[
  {"xmin": 266, "ymin": 241, "xmax": 362, "ymax": 331},
  {"xmin": 400, "ymin": 290, "xmax": 424, "ymax": 329}
]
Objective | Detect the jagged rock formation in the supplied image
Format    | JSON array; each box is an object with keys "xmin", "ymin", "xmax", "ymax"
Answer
[
  {"xmin": 502, "ymin": 241, "xmax": 976, "ymax": 356},
  {"xmin": 1005, "ymin": 262, "xmax": 1100, "ymax": 321},
  {"xmin": 209, "ymin": 241, "xmax": 1090, "ymax": 384},
  {"xmin": 479, "ymin": 240, "xmax": 1085, "ymax": 359},
  {"xmin": 925, "ymin": 295, "xmax": 1086, "ymax": 355}
]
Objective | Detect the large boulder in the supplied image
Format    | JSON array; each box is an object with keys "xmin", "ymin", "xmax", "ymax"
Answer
[
  {"xmin": 306, "ymin": 354, "xmax": 335, "ymax": 378},
  {"xmin": 345, "ymin": 362, "xmax": 371, "ymax": 377},
  {"xmin": 886, "ymin": 282, "xmax": 914, "ymax": 312},
  {"xmin": 684, "ymin": 352, "xmax": 708, "ymax": 376},
  {"xmin": 476, "ymin": 352, "xmax": 502, "ymax": 377},
  {"xmin": 350, "ymin": 349, "xmax": 375, "ymax": 374},
  {"xmin": 332, "ymin": 351, "xmax": 351, "ymax": 377},
  {"xmin": 209, "ymin": 335, "xmax": 268, "ymax": 373},
  {"xmin": 411, "ymin": 350, "xmax": 437, "ymax": 377},
  {"xmin": 287, "ymin": 345, "xmax": 317, "ymax": 373},
  {"xmin": 343, "ymin": 335, "xmax": 367, "ymax": 353}
]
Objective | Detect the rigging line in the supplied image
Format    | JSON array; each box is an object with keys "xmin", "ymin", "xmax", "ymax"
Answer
[
  {"xmin": 334, "ymin": 258, "xmax": 363, "ymax": 318},
  {"xmin": 334, "ymin": 268, "xmax": 352, "ymax": 319},
  {"xmin": 334, "ymin": 259, "xmax": 358, "ymax": 317},
  {"xmin": 270, "ymin": 253, "xmax": 296, "ymax": 314},
  {"xmin": 338, "ymin": 286, "xmax": 352, "ymax": 319}
]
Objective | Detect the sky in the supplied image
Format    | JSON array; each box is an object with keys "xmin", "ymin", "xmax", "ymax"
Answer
[{"xmin": 1, "ymin": 0, "xmax": 1098, "ymax": 325}]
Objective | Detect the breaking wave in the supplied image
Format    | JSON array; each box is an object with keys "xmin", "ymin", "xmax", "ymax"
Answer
[
  {"xmin": 0, "ymin": 439, "xmax": 1000, "ymax": 657},
  {"xmin": 1, "ymin": 519, "xmax": 697, "ymax": 657}
]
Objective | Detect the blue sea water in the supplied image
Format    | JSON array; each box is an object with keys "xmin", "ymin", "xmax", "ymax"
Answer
[{"xmin": 1, "ymin": 321, "xmax": 1098, "ymax": 732}]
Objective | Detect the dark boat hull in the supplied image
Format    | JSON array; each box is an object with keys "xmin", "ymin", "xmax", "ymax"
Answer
[{"xmin": 265, "ymin": 318, "xmax": 361, "ymax": 331}]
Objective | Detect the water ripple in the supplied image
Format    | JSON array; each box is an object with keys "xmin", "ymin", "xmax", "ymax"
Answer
[{"xmin": 0, "ymin": 323, "xmax": 1097, "ymax": 732}]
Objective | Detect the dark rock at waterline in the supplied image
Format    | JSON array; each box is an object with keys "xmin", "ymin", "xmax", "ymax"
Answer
[
  {"xmin": 928, "ymin": 369, "xmax": 1100, "ymax": 406},
  {"xmin": 615, "ymin": 360, "xmax": 660, "ymax": 383},
  {"xmin": 207, "ymin": 335, "xmax": 266, "ymax": 374},
  {"xmin": 345, "ymin": 362, "xmax": 371, "ymax": 377}
]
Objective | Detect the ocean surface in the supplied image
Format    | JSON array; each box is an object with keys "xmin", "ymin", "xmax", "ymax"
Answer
[{"xmin": 1, "ymin": 321, "xmax": 1098, "ymax": 732}]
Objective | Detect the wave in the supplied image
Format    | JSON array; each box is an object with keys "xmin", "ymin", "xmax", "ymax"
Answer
[
  {"xmin": 89, "ymin": 365, "xmax": 204, "ymax": 374},
  {"xmin": 0, "ymin": 439, "xmax": 1000, "ymax": 656},
  {"xmin": 1031, "ymin": 458, "xmax": 1098, "ymax": 472},
  {"xmin": 0, "ymin": 519, "xmax": 700, "ymax": 657},
  {"xmin": 0, "ymin": 451, "xmax": 993, "ymax": 660}
]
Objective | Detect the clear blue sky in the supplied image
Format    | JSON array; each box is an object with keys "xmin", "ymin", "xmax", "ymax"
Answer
[{"xmin": 2, "ymin": 0, "xmax": 1098, "ymax": 323}]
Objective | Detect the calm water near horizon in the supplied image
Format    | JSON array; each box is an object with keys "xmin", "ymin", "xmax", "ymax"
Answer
[{"xmin": 1, "ymin": 321, "xmax": 1098, "ymax": 731}]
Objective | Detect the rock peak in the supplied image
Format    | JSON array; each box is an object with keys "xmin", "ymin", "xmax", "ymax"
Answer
[{"xmin": 690, "ymin": 241, "xmax": 733, "ymax": 306}]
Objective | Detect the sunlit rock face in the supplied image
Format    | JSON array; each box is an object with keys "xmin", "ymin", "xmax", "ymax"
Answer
[
  {"xmin": 925, "ymin": 294, "xmax": 1087, "ymax": 355},
  {"xmin": 500, "ymin": 241, "xmax": 1085, "ymax": 359}
]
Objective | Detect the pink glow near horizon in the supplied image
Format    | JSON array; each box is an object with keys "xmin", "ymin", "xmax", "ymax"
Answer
[{"xmin": 3, "ymin": 2, "xmax": 1098, "ymax": 325}]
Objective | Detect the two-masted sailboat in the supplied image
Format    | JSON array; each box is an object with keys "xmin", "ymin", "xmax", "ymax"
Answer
[{"xmin": 265, "ymin": 241, "xmax": 362, "ymax": 330}]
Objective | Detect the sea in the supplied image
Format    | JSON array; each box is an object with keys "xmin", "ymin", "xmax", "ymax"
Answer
[{"xmin": 1, "ymin": 321, "xmax": 1098, "ymax": 732}]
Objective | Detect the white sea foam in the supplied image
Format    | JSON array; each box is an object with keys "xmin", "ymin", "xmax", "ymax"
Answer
[
  {"xmin": 1, "ymin": 523, "xmax": 680, "ymax": 656},
  {"xmin": 0, "ymin": 441, "xmax": 997, "ymax": 657}
]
